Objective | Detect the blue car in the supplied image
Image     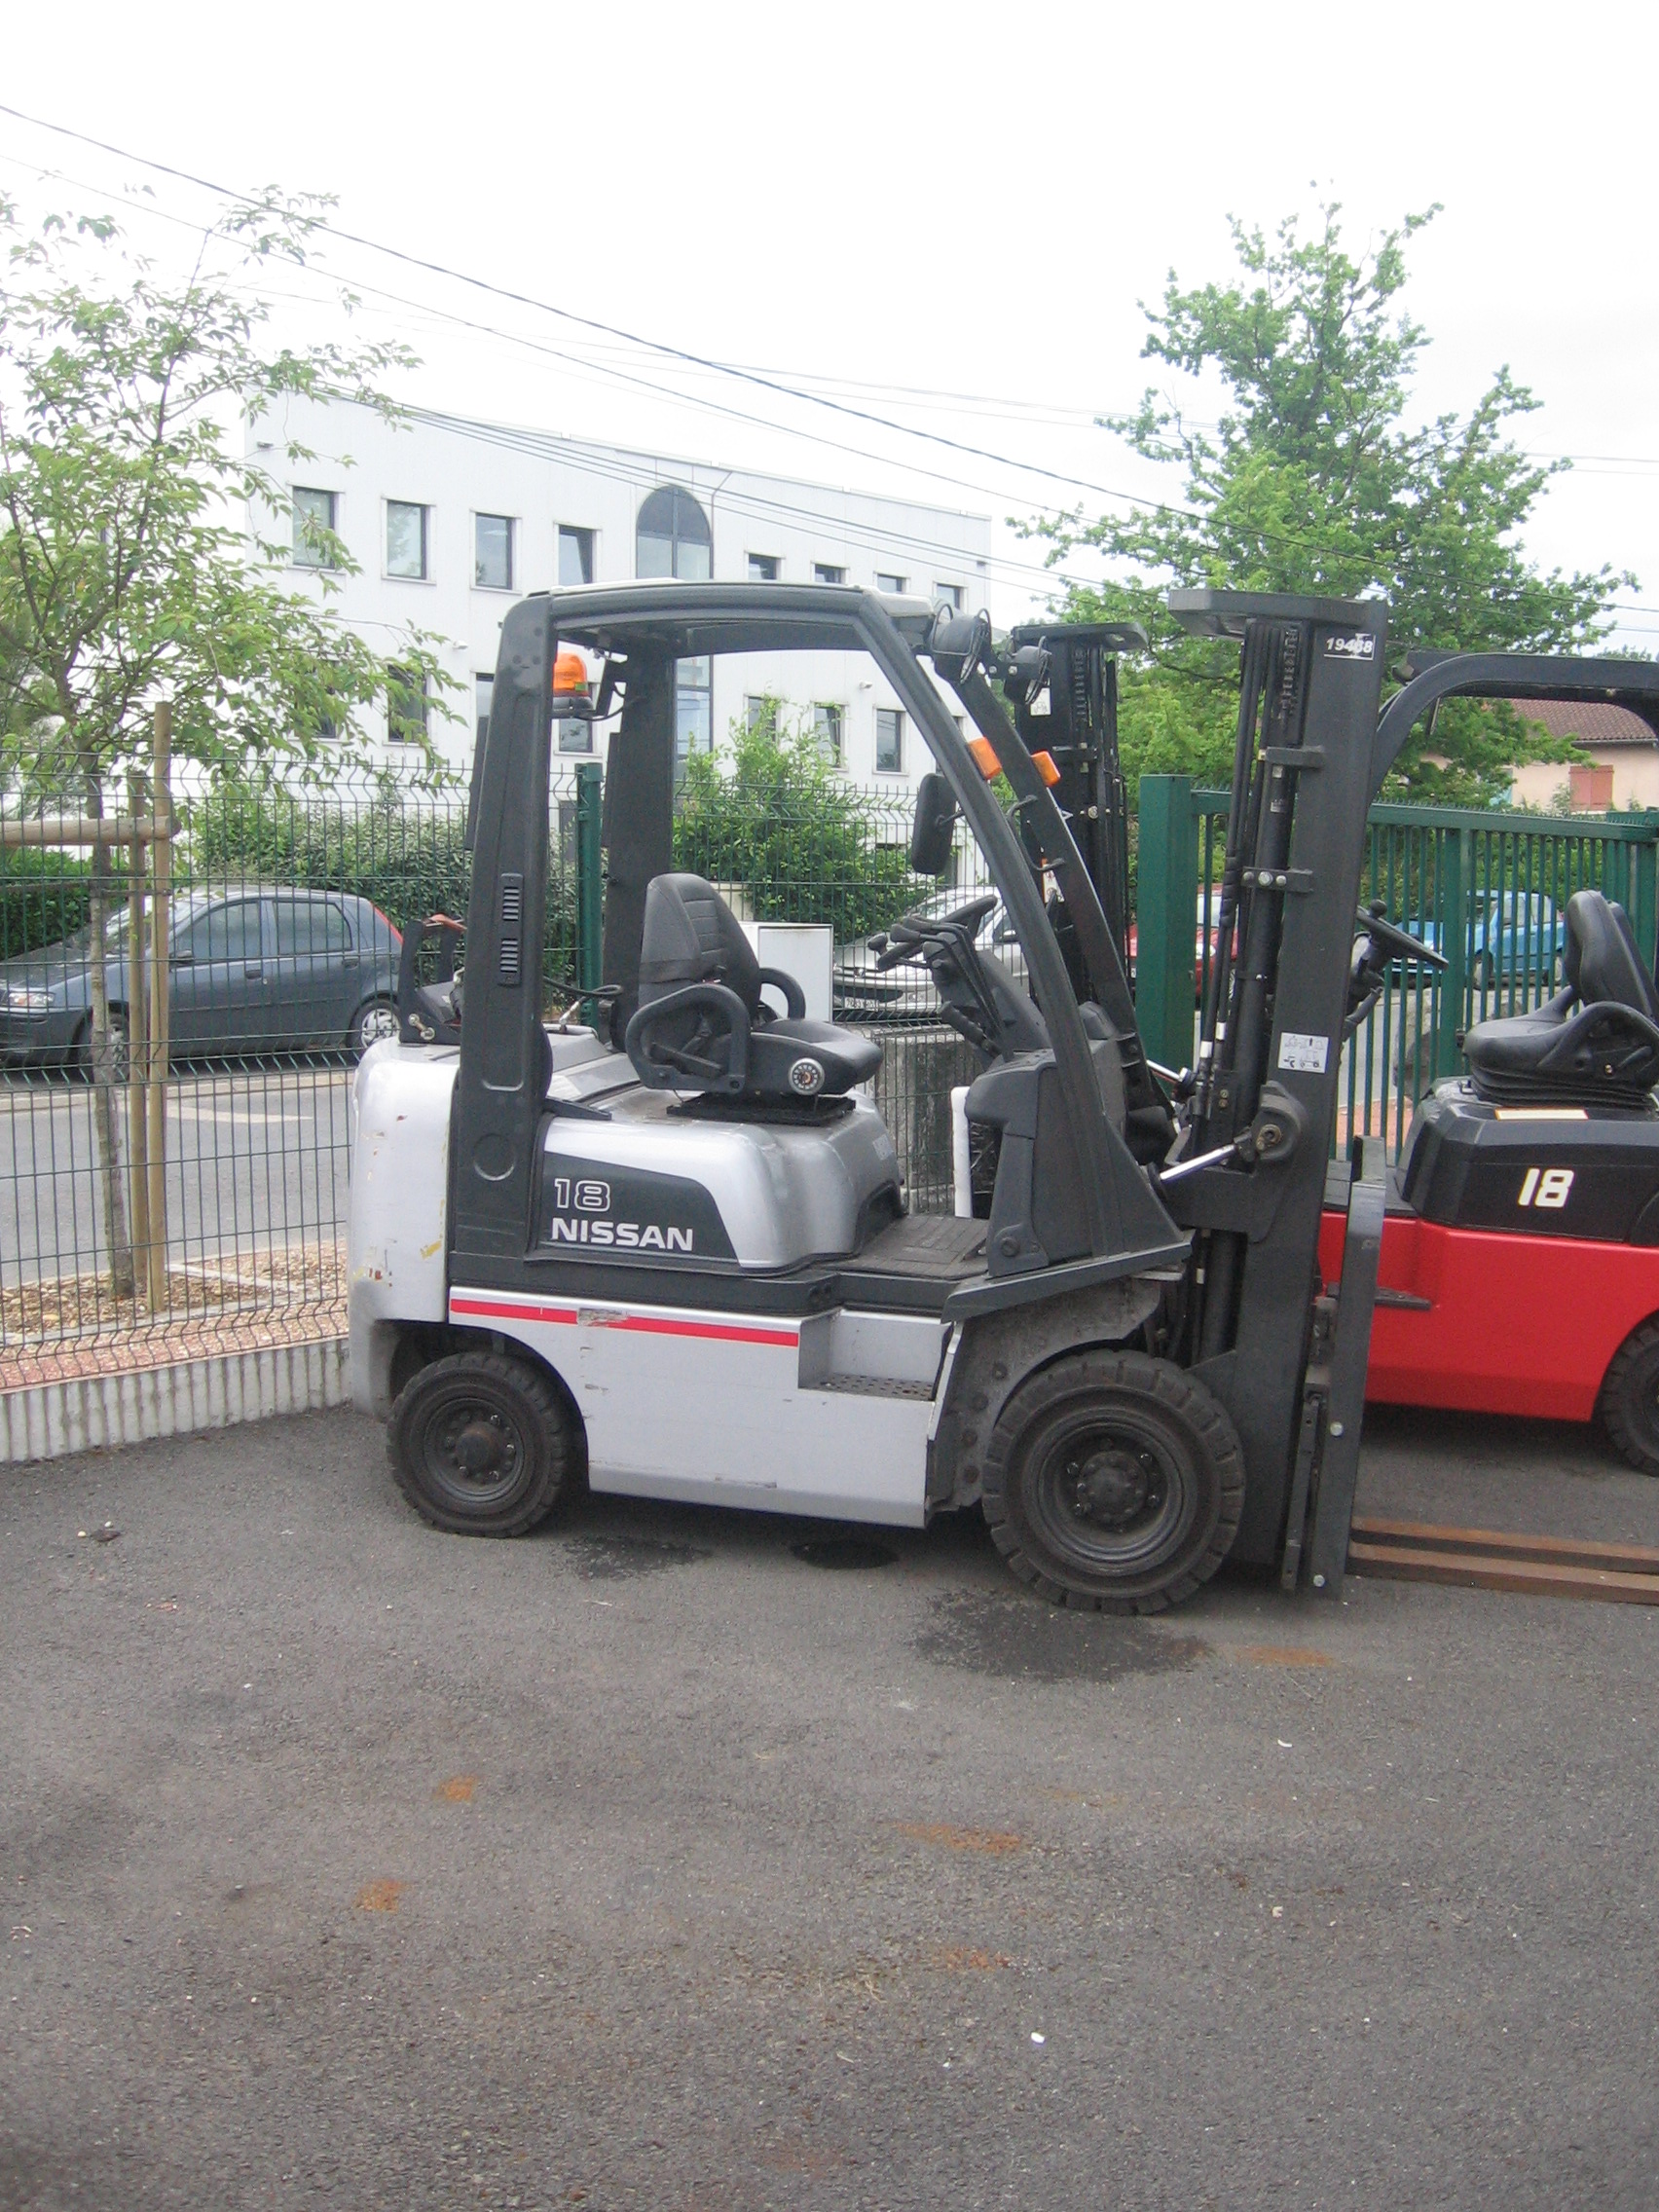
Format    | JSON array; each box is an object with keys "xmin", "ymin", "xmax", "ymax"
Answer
[
  {"xmin": 1407, "ymin": 891, "xmax": 1566, "ymax": 987},
  {"xmin": 1467, "ymin": 891, "xmax": 1566, "ymax": 986},
  {"xmin": 0, "ymin": 886, "xmax": 403, "ymax": 1078}
]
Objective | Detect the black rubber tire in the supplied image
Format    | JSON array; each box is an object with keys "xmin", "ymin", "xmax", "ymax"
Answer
[
  {"xmin": 980, "ymin": 1349, "xmax": 1244, "ymax": 1613},
  {"xmin": 75, "ymin": 1011, "xmax": 129, "ymax": 1085},
  {"xmin": 350, "ymin": 996, "xmax": 400, "ymax": 1057},
  {"xmin": 388, "ymin": 1352, "xmax": 575, "ymax": 1535},
  {"xmin": 1597, "ymin": 1315, "xmax": 1659, "ymax": 1477}
]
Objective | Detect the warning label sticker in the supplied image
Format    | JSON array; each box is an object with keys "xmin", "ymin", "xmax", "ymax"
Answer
[{"xmin": 1277, "ymin": 1031, "xmax": 1330, "ymax": 1074}]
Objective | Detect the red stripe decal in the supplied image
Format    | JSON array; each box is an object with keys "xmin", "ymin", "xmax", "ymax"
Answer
[
  {"xmin": 451, "ymin": 1296, "xmax": 578, "ymax": 1326},
  {"xmin": 448, "ymin": 1295, "xmax": 794, "ymax": 1348},
  {"xmin": 608, "ymin": 1314, "xmax": 798, "ymax": 1348}
]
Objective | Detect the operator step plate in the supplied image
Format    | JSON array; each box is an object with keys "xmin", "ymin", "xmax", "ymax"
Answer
[{"xmin": 808, "ymin": 1373, "xmax": 937, "ymax": 1400}]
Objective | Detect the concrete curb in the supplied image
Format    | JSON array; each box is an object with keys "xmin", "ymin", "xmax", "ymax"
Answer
[{"xmin": 0, "ymin": 1337, "xmax": 350, "ymax": 1465}]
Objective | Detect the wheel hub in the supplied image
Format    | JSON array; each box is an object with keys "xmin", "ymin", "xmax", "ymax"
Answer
[
  {"xmin": 1066, "ymin": 1443, "xmax": 1163, "ymax": 1530},
  {"xmin": 452, "ymin": 1415, "xmax": 510, "ymax": 1478}
]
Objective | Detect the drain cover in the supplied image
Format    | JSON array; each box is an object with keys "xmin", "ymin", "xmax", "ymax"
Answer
[{"xmin": 792, "ymin": 1536, "xmax": 897, "ymax": 1570}]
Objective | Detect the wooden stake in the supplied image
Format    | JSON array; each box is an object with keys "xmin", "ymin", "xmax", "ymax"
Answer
[
  {"xmin": 145, "ymin": 702, "xmax": 172, "ymax": 1315},
  {"xmin": 126, "ymin": 770, "xmax": 151, "ymax": 1285}
]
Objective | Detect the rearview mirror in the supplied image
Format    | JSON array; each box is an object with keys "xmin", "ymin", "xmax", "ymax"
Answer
[{"xmin": 909, "ymin": 772, "xmax": 958, "ymax": 877}]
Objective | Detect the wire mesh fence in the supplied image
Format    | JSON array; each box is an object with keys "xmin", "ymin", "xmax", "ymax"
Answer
[{"xmin": 0, "ymin": 765, "xmax": 585, "ymax": 1383}]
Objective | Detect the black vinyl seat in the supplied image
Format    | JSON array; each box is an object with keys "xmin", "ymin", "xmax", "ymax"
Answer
[
  {"xmin": 1463, "ymin": 889, "xmax": 1659, "ymax": 1108},
  {"xmin": 624, "ymin": 872, "xmax": 882, "ymax": 1104}
]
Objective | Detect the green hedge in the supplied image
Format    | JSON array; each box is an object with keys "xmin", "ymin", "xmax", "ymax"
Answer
[
  {"xmin": 0, "ymin": 848, "xmax": 95, "ymax": 961},
  {"xmin": 674, "ymin": 711, "xmax": 921, "ymax": 943}
]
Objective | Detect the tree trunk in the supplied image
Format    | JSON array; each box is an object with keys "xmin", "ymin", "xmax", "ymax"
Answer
[{"xmin": 85, "ymin": 774, "xmax": 136, "ymax": 1303}]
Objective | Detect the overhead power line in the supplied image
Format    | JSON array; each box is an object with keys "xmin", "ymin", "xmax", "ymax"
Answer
[
  {"xmin": 0, "ymin": 101, "xmax": 1649, "ymax": 623},
  {"xmin": 0, "ymin": 99, "xmax": 1204, "ymax": 527}
]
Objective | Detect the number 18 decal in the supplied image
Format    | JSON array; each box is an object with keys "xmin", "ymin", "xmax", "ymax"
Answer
[{"xmin": 1518, "ymin": 1166, "xmax": 1574, "ymax": 1209}]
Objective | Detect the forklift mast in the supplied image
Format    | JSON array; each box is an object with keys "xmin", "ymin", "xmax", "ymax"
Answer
[
  {"xmin": 1156, "ymin": 591, "xmax": 1390, "ymax": 1577},
  {"xmin": 1004, "ymin": 622, "xmax": 1144, "ymax": 966}
]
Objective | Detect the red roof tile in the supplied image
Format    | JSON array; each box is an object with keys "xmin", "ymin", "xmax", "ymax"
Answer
[{"xmin": 1512, "ymin": 700, "xmax": 1657, "ymax": 747}]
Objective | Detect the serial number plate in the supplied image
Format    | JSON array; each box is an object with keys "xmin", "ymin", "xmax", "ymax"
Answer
[{"xmin": 1277, "ymin": 1031, "xmax": 1330, "ymax": 1073}]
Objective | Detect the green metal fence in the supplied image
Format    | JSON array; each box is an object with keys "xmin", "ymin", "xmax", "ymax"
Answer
[{"xmin": 1134, "ymin": 773, "xmax": 1659, "ymax": 1155}]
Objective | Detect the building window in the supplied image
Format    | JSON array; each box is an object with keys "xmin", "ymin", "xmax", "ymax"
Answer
[
  {"xmin": 636, "ymin": 484, "xmax": 712, "ymax": 580},
  {"xmin": 292, "ymin": 487, "xmax": 338, "ymax": 570},
  {"xmin": 813, "ymin": 562, "xmax": 846, "ymax": 586},
  {"xmin": 559, "ymin": 716, "xmax": 594, "ymax": 756},
  {"xmin": 875, "ymin": 708, "xmax": 904, "ymax": 774},
  {"xmin": 934, "ymin": 582, "xmax": 964, "ymax": 610},
  {"xmin": 639, "ymin": 489, "xmax": 714, "ymax": 767},
  {"xmin": 813, "ymin": 704, "xmax": 844, "ymax": 766},
  {"xmin": 474, "ymin": 513, "xmax": 513, "ymax": 590},
  {"xmin": 676, "ymin": 656, "xmax": 713, "ymax": 768},
  {"xmin": 475, "ymin": 673, "xmax": 494, "ymax": 750},
  {"xmin": 559, "ymin": 525, "xmax": 595, "ymax": 585},
  {"xmin": 387, "ymin": 664, "xmax": 428, "ymax": 745},
  {"xmin": 744, "ymin": 695, "xmax": 774, "ymax": 733},
  {"xmin": 386, "ymin": 501, "xmax": 428, "ymax": 580},
  {"xmin": 748, "ymin": 553, "xmax": 780, "ymax": 582},
  {"xmin": 875, "ymin": 571, "xmax": 907, "ymax": 596}
]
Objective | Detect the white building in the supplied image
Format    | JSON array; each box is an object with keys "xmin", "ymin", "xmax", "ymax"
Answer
[{"xmin": 250, "ymin": 396, "xmax": 993, "ymax": 786}]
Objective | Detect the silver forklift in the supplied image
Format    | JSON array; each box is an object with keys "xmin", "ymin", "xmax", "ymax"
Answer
[{"xmin": 350, "ymin": 581, "xmax": 1398, "ymax": 1611}]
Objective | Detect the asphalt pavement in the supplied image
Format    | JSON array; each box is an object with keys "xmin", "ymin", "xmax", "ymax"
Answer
[{"xmin": 3, "ymin": 1403, "xmax": 1657, "ymax": 2210}]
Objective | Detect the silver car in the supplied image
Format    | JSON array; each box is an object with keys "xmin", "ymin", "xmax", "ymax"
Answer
[{"xmin": 833, "ymin": 886, "xmax": 1026, "ymax": 1026}]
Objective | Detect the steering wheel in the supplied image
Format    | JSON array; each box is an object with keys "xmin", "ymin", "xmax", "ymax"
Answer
[
  {"xmin": 873, "ymin": 895, "xmax": 999, "ymax": 972},
  {"xmin": 1357, "ymin": 903, "xmax": 1449, "ymax": 972}
]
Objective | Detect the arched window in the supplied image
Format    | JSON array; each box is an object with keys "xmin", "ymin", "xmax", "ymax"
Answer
[
  {"xmin": 636, "ymin": 485, "xmax": 712, "ymax": 581},
  {"xmin": 638, "ymin": 486, "xmax": 715, "ymax": 762}
]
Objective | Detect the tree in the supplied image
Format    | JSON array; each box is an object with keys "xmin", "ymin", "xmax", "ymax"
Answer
[
  {"xmin": 674, "ymin": 699, "xmax": 920, "ymax": 941},
  {"xmin": 0, "ymin": 191, "xmax": 453, "ymax": 1298},
  {"xmin": 1039, "ymin": 204, "xmax": 1636, "ymax": 806}
]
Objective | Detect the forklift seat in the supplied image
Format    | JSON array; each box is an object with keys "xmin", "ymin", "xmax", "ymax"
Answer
[
  {"xmin": 625, "ymin": 873, "xmax": 882, "ymax": 1105},
  {"xmin": 1462, "ymin": 889, "xmax": 1659, "ymax": 1108}
]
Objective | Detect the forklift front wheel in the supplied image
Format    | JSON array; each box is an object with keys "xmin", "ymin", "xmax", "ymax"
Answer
[
  {"xmin": 1597, "ymin": 1315, "xmax": 1659, "ymax": 1477},
  {"xmin": 388, "ymin": 1352, "xmax": 576, "ymax": 1535},
  {"xmin": 981, "ymin": 1351, "xmax": 1243, "ymax": 1613}
]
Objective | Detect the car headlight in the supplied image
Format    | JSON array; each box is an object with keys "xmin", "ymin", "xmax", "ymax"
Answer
[{"xmin": 0, "ymin": 985, "xmax": 53, "ymax": 1012}]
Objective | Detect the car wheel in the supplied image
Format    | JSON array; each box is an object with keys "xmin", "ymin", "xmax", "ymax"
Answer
[
  {"xmin": 388, "ymin": 1351, "xmax": 577, "ymax": 1535},
  {"xmin": 74, "ymin": 1010, "xmax": 129, "ymax": 1085},
  {"xmin": 1471, "ymin": 952, "xmax": 1492, "ymax": 990},
  {"xmin": 350, "ymin": 996, "xmax": 400, "ymax": 1057},
  {"xmin": 980, "ymin": 1349, "xmax": 1244, "ymax": 1613},
  {"xmin": 1597, "ymin": 1316, "xmax": 1659, "ymax": 1477}
]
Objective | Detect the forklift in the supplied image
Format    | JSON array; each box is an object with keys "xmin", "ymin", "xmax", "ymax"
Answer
[
  {"xmin": 1318, "ymin": 648, "xmax": 1659, "ymax": 1475},
  {"xmin": 350, "ymin": 580, "xmax": 1408, "ymax": 1611}
]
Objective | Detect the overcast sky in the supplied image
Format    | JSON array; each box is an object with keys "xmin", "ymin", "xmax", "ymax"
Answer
[{"xmin": 4, "ymin": 0, "xmax": 1655, "ymax": 645}]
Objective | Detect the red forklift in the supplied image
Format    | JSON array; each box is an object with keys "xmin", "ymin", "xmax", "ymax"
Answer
[{"xmin": 1317, "ymin": 650, "xmax": 1659, "ymax": 1477}]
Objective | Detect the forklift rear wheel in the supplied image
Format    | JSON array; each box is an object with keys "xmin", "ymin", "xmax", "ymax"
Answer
[
  {"xmin": 981, "ymin": 1350, "xmax": 1243, "ymax": 1613},
  {"xmin": 1597, "ymin": 1316, "xmax": 1659, "ymax": 1477},
  {"xmin": 389, "ymin": 1352, "xmax": 575, "ymax": 1534}
]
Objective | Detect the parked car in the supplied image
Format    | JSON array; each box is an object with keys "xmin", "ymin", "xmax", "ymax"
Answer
[
  {"xmin": 0, "ymin": 887, "xmax": 402, "ymax": 1077},
  {"xmin": 833, "ymin": 886, "xmax": 1026, "ymax": 1026},
  {"xmin": 1412, "ymin": 891, "xmax": 1566, "ymax": 986},
  {"xmin": 1124, "ymin": 890, "xmax": 1232, "ymax": 1010}
]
